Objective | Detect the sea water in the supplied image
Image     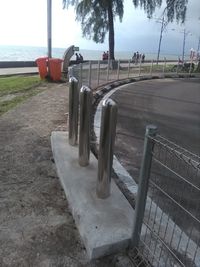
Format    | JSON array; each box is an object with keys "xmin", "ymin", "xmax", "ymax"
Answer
[{"xmin": 0, "ymin": 45, "xmax": 179, "ymax": 61}]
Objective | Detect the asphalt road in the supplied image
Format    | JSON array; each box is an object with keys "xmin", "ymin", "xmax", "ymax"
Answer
[{"xmin": 112, "ymin": 77, "xmax": 200, "ymax": 182}]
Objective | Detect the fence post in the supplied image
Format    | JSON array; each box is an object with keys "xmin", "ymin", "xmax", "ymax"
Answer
[
  {"xmin": 150, "ymin": 60, "xmax": 153, "ymax": 76},
  {"xmin": 88, "ymin": 61, "xmax": 92, "ymax": 87},
  {"xmin": 79, "ymin": 63, "xmax": 83, "ymax": 87},
  {"xmin": 189, "ymin": 57, "xmax": 193, "ymax": 75},
  {"xmin": 163, "ymin": 57, "xmax": 166, "ymax": 75},
  {"xmin": 128, "ymin": 59, "xmax": 131, "ymax": 78},
  {"xmin": 97, "ymin": 60, "xmax": 100, "ymax": 86},
  {"xmin": 68, "ymin": 66, "xmax": 74, "ymax": 78},
  {"xmin": 117, "ymin": 60, "xmax": 120, "ymax": 80},
  {"xmin": 107, "ymin": 59, "xmax": 110, "ymax": 81},
  {"xmin": 79, "ymin": 86, "xmax": 92, "ymax": 166},
  {"xmin": 138, "ymin": 57, "xmax": 142, "ymax": 76},
  {"xmin": 96, "ymin": 99, "xmax": 118, "ymax": 199},
  {"xmin": 131, "ymin": 125, "xmax": 157, "ymax": 247},
  {"xmin": 68, "ymin": 77, "xmax": 79, "ymax": 146},
  {"xmin": 176, "ymin": 62, "xmax": 179, "ymax": 74}
]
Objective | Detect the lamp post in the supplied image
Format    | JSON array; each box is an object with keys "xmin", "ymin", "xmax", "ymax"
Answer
[
  {"xmin": 47, "ymin": 0, "xmax": 52, "ymax": 58},
  {"xmin": 156, "ymin": 8, "xmax": 168, "ymax": 64},
  {"xmin": 181, "ymin": 29, "xmax": 191, "ymax": 62}
]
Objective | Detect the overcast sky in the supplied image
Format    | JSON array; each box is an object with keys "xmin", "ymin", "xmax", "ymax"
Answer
[{"xmin": 0, "ymin": 0, "xmax": 199, "ymax": 55}]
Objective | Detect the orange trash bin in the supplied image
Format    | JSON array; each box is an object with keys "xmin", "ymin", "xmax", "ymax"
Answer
[
  {"xmin": 36, "ymin": 57, "xmax": 48, "ymax": 79},
  {"xmin": 48, "ymin": 58, "xmax": 63, "ymax": 81}
]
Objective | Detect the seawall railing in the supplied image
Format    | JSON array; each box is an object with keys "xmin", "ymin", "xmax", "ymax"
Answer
[{"xmin": 69, "ymin": 59, "xmax": 198, "ymax": 90}]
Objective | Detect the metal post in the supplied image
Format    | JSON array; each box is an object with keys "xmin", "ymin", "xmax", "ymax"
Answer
[
  {"xmin": 96, "ymin": 99, "xmax": 118, "ymax": 199},
  {"xmin": 117, "ymin": 60, "xmax": 120, "ymax": 80},
  {"xmin": 128, "ymin": 59, "xmax": 131, "ymax": 78},
  {"xmin": 176, "ymin": 60, "xmax": 179, "ymax": 74},
  {"xmin": 47, "ymin": 0, "xmax": 52, "ymax": 58},
  {"xmin": 182, "ymin": 29, "xmax": 186, "ymax": 63},
  {"xmin": 107, "ymin": 59, "xmax": 110, "ymax": 81},
  {"xmin": 88, "ymin": 61, "xmax": 92, "ymax": 87},
  {"xmin": 189, "ymin": 57, "xmax": 193, "ymax": 75},
  {"xmin": 162, "ymin": 57, "xmax": 166, "ymax": 75},
  {"xmin": 138, "ymin": 58, "xmax": 142, "ymax": 76},
  {"xmin": 97, "ymin": 60, "xmax": 100, "ymax": 86},
  {"xmin": 79, "ymin": 63, "xmax": 83, "ymax": 87},
  {"xmin": 150, "ymin": 60, "xmax": 153, "ymax": 76},
  {"xmin": 79, "ymin": 86, "xmax": 92, "ymax": 166},
  {"xmin": 156, "ymin": 15, "xmax": 165, "ymax": 64},
  {"xmin": 68, "ymin": 77, "xmax": 79, "ymax": 146},
  {"xmin": 68, "ymin": 66, "xmax": 74, "ymax": 78},
  {"xmin": 131, "ymin": 125, "xmax": 157, "ymax": 247}
]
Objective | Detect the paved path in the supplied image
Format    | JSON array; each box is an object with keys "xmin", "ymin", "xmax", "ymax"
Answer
[{"xmin": 0, "ymin": 67, "xmax": 38, "ymax": 76}]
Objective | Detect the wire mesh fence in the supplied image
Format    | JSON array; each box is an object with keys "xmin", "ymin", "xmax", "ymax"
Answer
[{"xmin": 132, "ymin": 133, "xmax": 200, "ymax": 267}]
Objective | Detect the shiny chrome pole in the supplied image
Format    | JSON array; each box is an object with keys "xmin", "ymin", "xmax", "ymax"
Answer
[
  {"xmin": 68, "ymin": 77, "xmax": 79, "ymax": 146},
  {"xmin": 79, "ymin": 86, "xmax": 92, "ymax": 166},
  {"xmin": 96, "ymin": 99, "xmax": 118, "ymax": 199}
]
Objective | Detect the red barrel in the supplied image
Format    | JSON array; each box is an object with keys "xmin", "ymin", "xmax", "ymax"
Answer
[
  {"xmin": 48, "ymin": 58, "xmax": 63, "ymax": 81},
  {"xmin": 36, "ymin": 57, "xmax": 48, "ymax": 79}
]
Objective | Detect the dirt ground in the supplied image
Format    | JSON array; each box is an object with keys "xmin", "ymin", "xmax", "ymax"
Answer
[{"xmin": 0, "ymin": 82, "xmax": 131, "ymax": 267}]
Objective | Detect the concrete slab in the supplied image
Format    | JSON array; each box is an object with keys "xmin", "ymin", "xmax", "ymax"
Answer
[{"xmin": 51, "ymin": 131, "xmax": 134, "ymax": 260}]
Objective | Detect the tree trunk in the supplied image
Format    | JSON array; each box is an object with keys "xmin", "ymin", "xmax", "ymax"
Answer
[{"xmin": 107, "ymin": 1, "xmax": 115, "ymax": 60}]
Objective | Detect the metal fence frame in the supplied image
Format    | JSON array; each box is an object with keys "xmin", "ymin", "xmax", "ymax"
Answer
[{"xmin": 131, "ymin": 128, "xmax": 200, "ymax": 267}]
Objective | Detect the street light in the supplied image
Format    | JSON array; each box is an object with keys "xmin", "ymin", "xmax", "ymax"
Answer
[
  {"xmin": 47, "ymin": 0, "xmax": 52, "ymax": 58},
  {"xmin": 156, "ymin": 8, "xmax": 168, "ymax": 64},
  {"xmin": 181, "ymin": 29, "xmax": 191, "ymax": 62}
]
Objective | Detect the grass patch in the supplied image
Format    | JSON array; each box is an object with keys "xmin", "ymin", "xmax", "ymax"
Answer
[
  {"xmin": 0, "ymin": 75, "xmax": 41, "ymax": 96},
  {"xmin": 0, "ymin": 75, "xmax": 44, "ymax": 116}
]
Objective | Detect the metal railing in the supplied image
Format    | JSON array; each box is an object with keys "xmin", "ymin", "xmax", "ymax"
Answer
[
  {"xmin": 69, "ymin": 59, "xmax": 198, "ymax": 90},
  {"xmin": 131, "ymin": 127, "xmax": 200, "ymax": 267}
]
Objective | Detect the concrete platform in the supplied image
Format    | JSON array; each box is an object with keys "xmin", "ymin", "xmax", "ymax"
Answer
[{"xmin": 51, "ymin": 131, "xmax": 134, "ymax": 260}]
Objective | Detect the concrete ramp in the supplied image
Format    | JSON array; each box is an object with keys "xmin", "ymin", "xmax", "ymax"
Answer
[{"xmin": 51, "ymin": 131, "xmax": 134, "ymax": 260}]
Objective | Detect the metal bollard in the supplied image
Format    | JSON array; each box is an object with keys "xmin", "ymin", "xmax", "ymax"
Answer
[
  {"xmin": 68, "ymin": 77, "xmax": 79, "ymax": 146},
  {"xmin": 131, "ymin": 125, "xmax": 157, "ymax": 247},
  {"xmin": 96, "ymin": 99, "xmax": 118, "ymax": 199},
  {"xmin": 79, "ymin": 86, "xmax": 92, "ymax": 166}
]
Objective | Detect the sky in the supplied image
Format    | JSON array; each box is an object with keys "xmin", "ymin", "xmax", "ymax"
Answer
[{"xmin": 0, "ymin": 0, "xmax": 199, "ymax": 55}]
